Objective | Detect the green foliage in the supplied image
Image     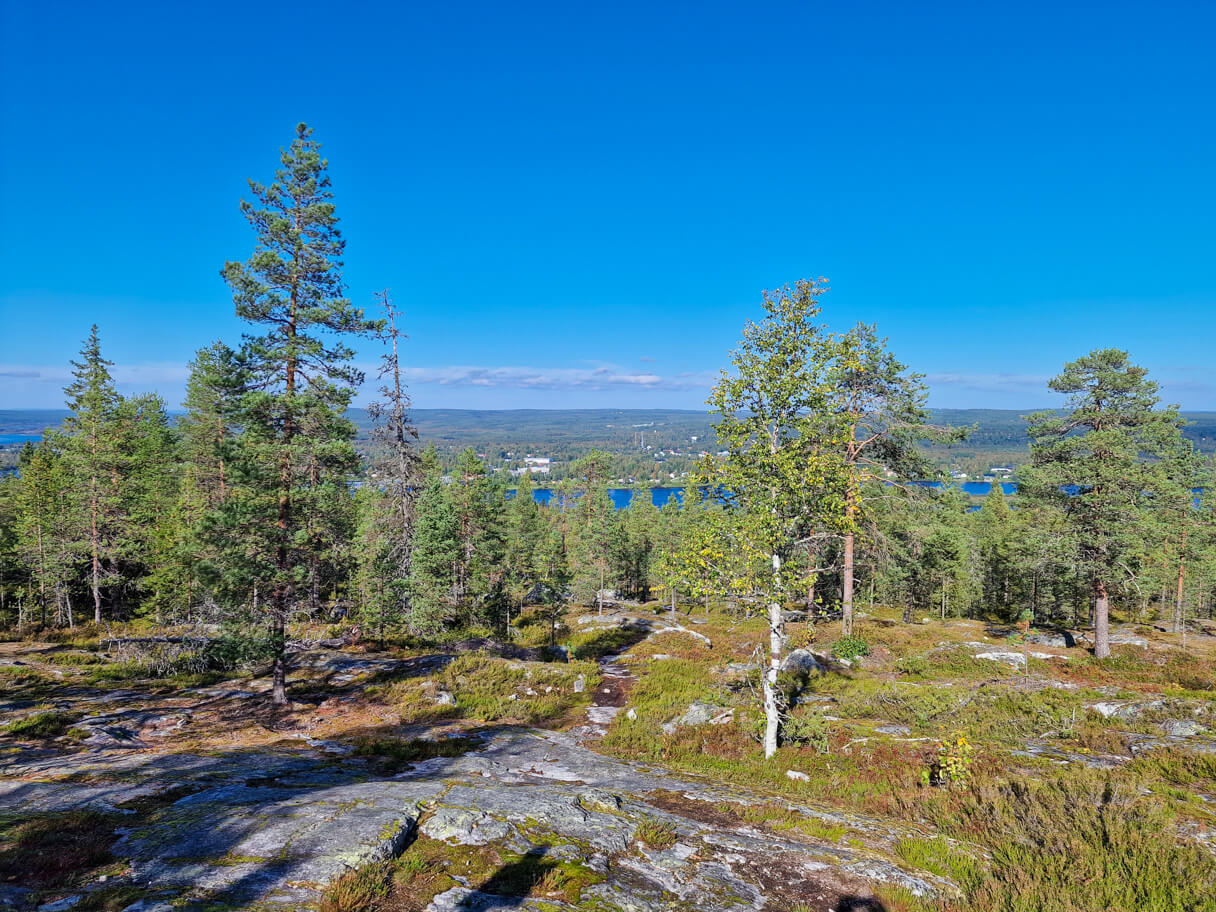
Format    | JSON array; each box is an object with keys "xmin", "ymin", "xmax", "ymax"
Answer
[
  {"xmin": 2, "ymin": 710, "xmax": 78, "ymax": 739},
  {"xmin": 781, "ymin": 709, "xmax": 830, "ymax": 753},
  {"xmin": 633, "ymin": 819, "xmax": 678, "ymax": 850},
  {"xmin": 830, "ymin": 634, "xmax": 871, "ymax": 661},
  {"xmin": 894, "ymin": 654, "xmax": 929, "ymax": 676},
  {"xmin": 1021, "ymin": 350, "xmax": 1193, "ymax": 657}
]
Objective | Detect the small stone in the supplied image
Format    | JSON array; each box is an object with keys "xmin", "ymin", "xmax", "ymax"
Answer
[
  {"xmin": 875, "ymin": 725, "xmax": 912, "ymax": 736},
  {"xmin": 625, "ymin": 708, "xmax": 637, "ymax": 720},
  {"xmin": 573, "ymin": 675, "xmax": 586, "ymax": 693},
  {"xmin": 786, "ymin": 770, "xmax": 810, "ymax": 782},
  {"xmin": 434, "ymin": 690, "xmax": 457, "ymax": 706}
]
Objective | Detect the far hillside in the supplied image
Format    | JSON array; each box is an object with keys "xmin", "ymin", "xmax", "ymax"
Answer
[{"xmin": 5, "ymin": 407, "xmax": 1216, "ymax": 480}]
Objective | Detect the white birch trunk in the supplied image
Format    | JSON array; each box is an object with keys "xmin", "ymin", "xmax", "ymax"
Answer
[{"xmin": 763, "ymin": 553, "xmax": 784, "ymax": 759}]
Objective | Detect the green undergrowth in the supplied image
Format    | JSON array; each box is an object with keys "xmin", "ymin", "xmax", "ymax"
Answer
[
  {"xmin": 352, "ymin": 735, "xmax": 482, "ymax": 774},
  {"xmin": 599, "ymin": 658, "xmax": 714, "ymax": 754},
  {"xmin": 321, "ymin": 833, "xmax": 606, "ymax": 911},
  {"xmin": 0, "ymin": 811, "xmax": 120, "ymax": 887},
  {"xmin": 632, "ymin": 818, "xmax": 678, "ymax": 850},
  {"xmin": 2, "ymin": 710, "xmax": 81, "ymax": 740},
  {"xmin": 569, "ymin": 623, "xmax": 651, "ymax": 660},
  {"xmin": 376, "ymin": 652, "xmax": 600, "ymax": 728}
]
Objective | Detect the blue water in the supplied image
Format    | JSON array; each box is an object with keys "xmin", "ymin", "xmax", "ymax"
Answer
[
  {"xmin": 912, "ymin": 481, "xmax": 1018, "ymax": 496},
  {"xmin": 526, "ymin": 482, "xmax": 1016, "ymax": 509},
  {"xmin": 0, "ymin": 434, "xmax": 41, "ymax": 445},
  {"xmin": 527, "ymin": 487, "xmax": 685, "ymax": 508}
]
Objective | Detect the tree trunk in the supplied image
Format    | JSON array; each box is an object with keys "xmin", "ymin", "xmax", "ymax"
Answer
[
  {"xmin": 270, "ymin": 615, "xmax": 289, "ymax": 705},
  {"xmin": 91, "ymin": 550, "xmax": 102, "ymax": 624},
  {"xmin": 762, "ymin": 553, "xmax": 784, "ymax": 760},
  {"xmin": 1094, "ymin": 578, "xmax": 1111, "ymax": 659},
  {"xmin": 1174, "ymin": 529, "xmax": 1187, "ymax": 636},
  {"xmin": 841, "ymin": 530, "xmax": 855, "ymax": 636}
]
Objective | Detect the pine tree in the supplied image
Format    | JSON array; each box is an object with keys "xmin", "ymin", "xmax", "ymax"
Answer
[
  {"xmin": 1021, "ymin": 350, "xmax": 1187, "ymax": 659},
  {"xmin": 209, "ymin": 123, "xmax": 381, "ymax": 703},
  {"xmin": 62, "ymin": 325, "xmax": 121, "ymax": 624},
  {"xmin": 823, "ymin": 322, "xmax": 956, "ymax": 636}
]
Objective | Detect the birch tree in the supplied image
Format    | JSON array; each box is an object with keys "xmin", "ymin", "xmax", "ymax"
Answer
[{"xmin": 707, "ymin": 279, "xmax": 842, "ymax": 758}]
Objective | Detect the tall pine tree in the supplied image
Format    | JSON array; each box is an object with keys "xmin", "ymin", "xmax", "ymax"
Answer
[{"xmin": 209, "ymin": 124, "xmax": 381, "ymax": 703}]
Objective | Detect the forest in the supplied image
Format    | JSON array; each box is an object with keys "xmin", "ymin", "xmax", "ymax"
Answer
[
  {"xmin": 1, "ymin": 125, "xmax": 1213, "ymax": 704},
  {"xmin": 2, "ymin": 125, "xmax": 1215, "ymax": 912}
]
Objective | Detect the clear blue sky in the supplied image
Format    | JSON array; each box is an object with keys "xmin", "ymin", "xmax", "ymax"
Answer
[{"xmin": 2, "ymin": 1, "xmax": 1214, "ymax": 411}]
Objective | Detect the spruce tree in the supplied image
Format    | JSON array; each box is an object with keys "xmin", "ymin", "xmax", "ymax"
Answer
[
  {"xmin": 974, "ymin": 481, "xmax": 1016, "ymax": 618},
  {"xmin": 210, "ymin": 123, "xmax": 381, "ymax": 703},
  {"xmin": 503, "ymin": 471, "xmax": 544, "ymax": 633},
  {"xmin": 408, "ymin": 475, "xmax": 461, "ymax": 634},
  {"xmin": 357, "ymin": 291, "xmax": 420, "ymax": 637},
  {"xmin": 14, "ymin": 442, "xmax": 71, "ymax": 626},
  {"xmin": 115, "ymin": 394, "xmax": 180, "ymax": 619}
]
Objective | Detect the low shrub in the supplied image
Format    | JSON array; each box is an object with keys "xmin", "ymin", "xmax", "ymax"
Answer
[
  {"xmin": 2, "ymin": 710, "xmax": 78, "ymax": 739},
  {"xmin": 831, "ymin": 635, "xmax": 871, "ymax": 661},
  {"xmin": 633, "ymin": 819, "xmax": 678, "ymax": 850},
  {"xmin": 0, "ymin": 811, "xmax": 116, "ymax": 886}
]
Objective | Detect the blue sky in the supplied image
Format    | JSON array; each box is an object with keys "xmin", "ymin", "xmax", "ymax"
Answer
[{"xmin": 2, "ymin": 1, "xmax": 1214, "ymax": 411}]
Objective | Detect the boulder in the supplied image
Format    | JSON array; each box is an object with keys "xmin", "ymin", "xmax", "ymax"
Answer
[
  {"xmin": 874, "ymin": 724, "xmax": 912, "ymax": 736},
  {"xmin": 786, "ymin": 770, "xmax": 810, "ymax": 782},
  {"xmin": 1161, "ymin": 719, "xmax": 1203, "ymax": 738},
  {"xmin": 781, "ymin": 610, "xmax": 808, "ymax": 624},
  {"xmin": 780, "ymin": 649, "xmax": 824, "ymax": 674},
  {"xmin": 974, "ymin": 651, "xmax": 1027, "ymax": 670},
  {"xmin": 662, "ymin": 701, "xmax": 734, "ymax": 734},
  {"xmin": 1024, "ymin": 631, "xmax": 1075, "ymax": 648},
  {"xmin": 421, "ymin": 807, "xmax": 513, "ymax": 846},
  {"xmin": 434, "ymin": 690, "xmax": 457, "ymax": 707}
]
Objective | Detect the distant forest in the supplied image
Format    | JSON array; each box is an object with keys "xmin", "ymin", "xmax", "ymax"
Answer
[{"xmin": 6, "ymin": 407, "xmax": 1216, "ymax": 481}]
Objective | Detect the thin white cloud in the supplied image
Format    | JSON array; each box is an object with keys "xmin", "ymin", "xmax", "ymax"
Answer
[
  {"xmin": 400, "ymin": 364, "xmax": 713, "ymax": 392},
  {"xmin": 925, "ymin": 372, "xmax": 1052, "ymax": 393},
  {"xmin": 0, "ymin": 360, "xmax": 718, "ymax": 407}
]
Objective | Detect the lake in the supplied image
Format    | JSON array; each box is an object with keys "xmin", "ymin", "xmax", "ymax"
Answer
[
  {"xmin": 525, "ymin": 482, "xmax": 1017, "ymax": 509},
  {"xmin": 527, "ymin": 487, "xmax": 685, "ymax": 509}
]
